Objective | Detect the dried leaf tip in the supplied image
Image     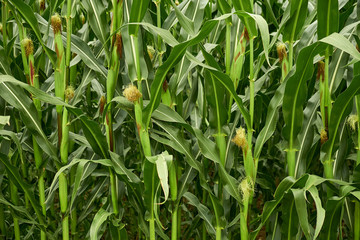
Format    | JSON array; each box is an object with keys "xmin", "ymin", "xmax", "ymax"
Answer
[
  {"xmin": 243, "ymin": 27, "xmax": 249, "ymax": 41},
  {"xmin": 320, "ymin": 129, "xmax": 328, "ymax": 145},
  {"xmin": 22, "ymin": 38, "xmax": 34, "ymax": 57},
  {"xmin": 276, "ymin": 42, "xmax": 287, "ymax": 63},
  {"xmin": 232, "ymin": 127, "xmax": 248, "ymax": 149},
  {"xmin": 99, "ymin": 96, "xmax": 106, "ymax": 115},
  {"xmin": 39, "ymin": 0, "xmax": 45, "ymax": 11},
  {"xmin": 123, "ymin": 85, "xmax": 142, "ymax": 102},
  {"xmin": 347, "ymin": 114, "xmax": 359, "ymax": 131},
  {"xmin": 65, "ymin": 86, "xmax": 75, "ymax": 101},
  {"xmin": 115, "ymin": 33, "xmax": 123, "ymax": 58},
  {"xmin": 162, "ymin": 80, "xmax": 169, "ymax": 92},
  {"xmin": 51, "ymin": 13, "xmax": 62, "ymax": 34},
  {"xmin": 317, "ymin": 61, "xmax": 325, "ymax": 81}
]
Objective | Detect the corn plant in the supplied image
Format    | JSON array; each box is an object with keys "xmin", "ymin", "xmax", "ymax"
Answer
[{"xmin": 2, "ymin": 0, "xmax": 360, "ymax": 239}]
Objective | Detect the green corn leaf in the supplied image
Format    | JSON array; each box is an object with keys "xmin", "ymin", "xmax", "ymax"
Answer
[
  {"xmin": 82, "ymin": 0, "xmax": 110, "ymax": 60},
  {"xmin": 281, "ymin": 192, "xmax": 299, "ymax": 239},
  {"xmin": 67, "ymin": 108, "xmax": 109, "ymax": 159},
  {"xmin": 183, "ymin": 192, "xmax": 216, "ymax": 235},
  {"xmin": 317, "ymin": 0, "xmax": 339, "ymax": 40},
  {"xmin": 254, "ymin": 81, "xmax": 286, "ymax": 159},
  {"xmin": 200, "ymin": 46, "xmax": 251, "ymax": 130},
  {"xmin": 319, "ymin": 196, "xmax": 345, "ymax": 239},
  {"xmin": 283, "ymin": 0, "xmax": 308, "ymax": 43},
  {"xmin": 0, "ymin": 153, "xmax": 46, "ymax": 227},
  {"xmin": 308, "ymin": 186, "xmax": 325, "ymax": 239},
  {"xmin": 0, "ymin": 81, "xmax": 59, "ymax": 163},
  {"xmin": 165, "ymin": 0, "xmax": 195, "ymax": 36},
  {"xmin": 128, "ymin": 0, "xmax": 151, "ymax": 36},
  {"xmin": 146, "ymin": 151, "xmax": 173, "ymax": 203},
  {"xmin": 0, "ymin": 117, "xmax": 10, "ymax": 126},
  {"xmin": 291, "ymin": 189, "xmax": 312, "ymax": 239},
  {"xmin": 217, "ymin": 0, "xmax": 231, "ymax": 15},
  {"xmin": 319, "ymin": 32, "xmax": 360, "ymax": 62},
  {"xmin": 90, "ymin": 208, "xmax": 113, "ymax": 240},
  {"xmin": 250, "ymin": 177, "xmax": 296, "ymax": 239},
  {"xmin": 322, "ymin": 75, "xmax": 360, "ymax": 162},
  {"xmin": 235, "ymin": 11, "xmax": 270, "ymax": 64},
  {"xmin": 294, "ymin": 93, "xmax": 319, "ymax": 178},
  {"xmin": 283, "ymin": 43, "xmax": 325, "ymax": 145},
  {"xmin": 232, "ymin": 0, "xmax": 257, "ymax": 38},
  {"xmin": 143, "ymin": 20, "xmax": 217, "ymax": 128}
]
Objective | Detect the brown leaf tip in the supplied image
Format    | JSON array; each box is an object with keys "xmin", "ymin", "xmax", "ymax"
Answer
[
  {"xmin": 123, "ymin": 84, "xmax": 142, "ymax": 102},
  {"xmin": 317, "ymin": 61, "xmax": 325, "ymax": 81},
  {"xmin": 22, "ymin": 38, "xmax": 34, "ymax": 57},
  {"xmin": 99, "ymin": 95, "xmax": 106, "ymax": 115},
  {"xmin": 39, "ymin": 0, "xmax": 46, "ymax": 11},
  {"xmin": 162, "ymin": 80, "xmax": 168, "ymax": 92},
  {"xmin": 51, "ymin": 14, "xmax": 62, "ymax": 34},
  {"xmin": 115, "ymin": 33, "xmax": 123, "ymax": 58},
  {"xmin": 243, "ymin": 27, "xmax": 249, "ymax": 41},
  {"xmin": 276, "ymin": 42, "xmax": 287, "ymax": 63},
  {"xmin": 232, "ymin": 127, "xmax": 248, "ymax": 150}
]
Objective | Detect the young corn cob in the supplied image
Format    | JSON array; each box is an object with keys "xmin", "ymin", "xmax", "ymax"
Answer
[
  {"xmin": 276, "ymin": 42, "xmax": 289, "ymax": 82},
  {"xmin": 106, "ymin": 33, "xmax": 122, "ymax": 151},
  {"xmin": 39, "ymin": 0, "xmax": 45, "ymax": 13},
  {"xmin": 239, "ymin": 177, "xmax": 253, "ymax": 240},
  {"xmin": 104, "ymin": 2, "xmax": 123, "ymax": 233},
  {"xmin": 51, "ymin": 13, "xmax": 70, "ymax": 240},
  {"xmin": 317, "ymin": 61, "xmax": 326, "ymax": 128},
  {"xmin": 123, "ymin": 83, "xmax": 156, "ymax": 239},
  {"xmin": 228, "ymin": 28, "xmax": 248, "ymax": 122},
  {"xmin": 59, "ymin": 86, "xmax": 74, "ymax": 240},
  {"xmin": 161, "ymin": 80, "xmax": 172, "ymax": 107},
  {"xmin": 230, "ymin": 28, "xmax": 248, "ymax": 89},
  {"xmin": 232, "ymin": 127, "xmax": 255, "ymax": 239},
  {"xmin": 51, "ymin": 13, "xmax": 66, "ymax": 145},
  {"xmin": 22, "ymin": 38, "xmax": 47, "ymax": 240}
]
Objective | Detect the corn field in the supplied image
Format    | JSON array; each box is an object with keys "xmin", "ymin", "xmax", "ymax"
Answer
[{"xmin": 1, "ymin": 0, "xmax": 360, "ymax": 239}]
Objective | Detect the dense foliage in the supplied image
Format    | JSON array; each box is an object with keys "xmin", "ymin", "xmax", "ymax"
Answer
[{"xmin": 1, "ymin": 0, "xmax": 360, "ymax": 239}]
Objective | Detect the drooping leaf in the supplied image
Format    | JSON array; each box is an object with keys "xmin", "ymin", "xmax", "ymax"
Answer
[
  {"xmin": 232, "ymin": 0, "xmax": 257, "ymax": 38},
  {"xmin": 90, "ymin": 208, "xmax": 113, "ymax": 240}
]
